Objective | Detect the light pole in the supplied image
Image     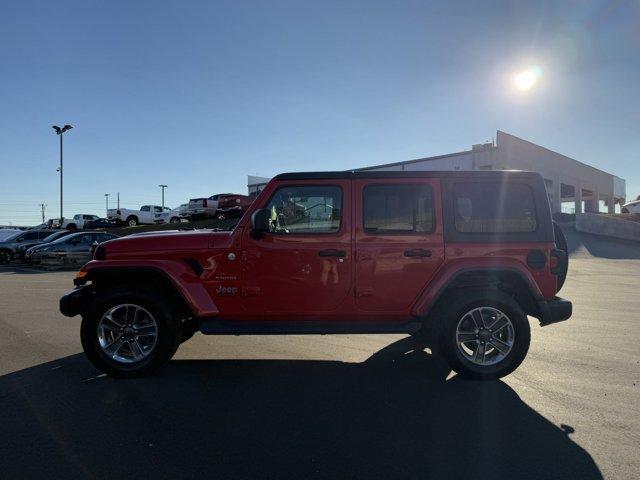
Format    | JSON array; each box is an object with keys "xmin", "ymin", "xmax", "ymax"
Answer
[
  {"xmin": 104, "ymin": 193, "xmax": 110, "ymax": 216},
  {"xmin": 39, "ymin": 203, "xmax": 47, "ymax": 224},
  {"xmin": 159, "ymin": 184, "xmax": 168, "ymax": 208},
  {"xmin": 52, "ymin": 124, "xmax": 73, "ymax": 220}
]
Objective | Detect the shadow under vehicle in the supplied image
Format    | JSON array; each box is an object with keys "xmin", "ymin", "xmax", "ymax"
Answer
[{"xmin": 0, "ymin": 335, "xmax": 602, "ymax": 480}]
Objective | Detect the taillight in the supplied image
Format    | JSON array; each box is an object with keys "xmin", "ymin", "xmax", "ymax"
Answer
[
  {"xmin": 116, "ymin": 209, "xmax": 121, "ymax": 215},
  {"xmin": 550, "ymin": 249, "xmax": 567, "ymax": 275},
  {"xmin": 203, "ymin": 199, "xmax": 208, "ymax": 207}
]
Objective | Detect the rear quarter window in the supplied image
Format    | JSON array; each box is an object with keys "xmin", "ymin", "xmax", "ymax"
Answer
[{"xmin": 453, "ymin": 183, "xmax": 537, "ymax": 233}]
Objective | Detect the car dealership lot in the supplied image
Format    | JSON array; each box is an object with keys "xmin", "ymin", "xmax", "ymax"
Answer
[{"xmin": 0, "ymin": 232, "xmax": 638, "ymax": 479}]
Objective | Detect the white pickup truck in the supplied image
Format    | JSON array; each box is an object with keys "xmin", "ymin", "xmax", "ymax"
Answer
[
  {"xmin": 48, "ymin": 214, "xmax": 100, "ymax": 230},
  {"xmin": 107, "ymin": 205, "xmax": 171, "ymax": 226}
]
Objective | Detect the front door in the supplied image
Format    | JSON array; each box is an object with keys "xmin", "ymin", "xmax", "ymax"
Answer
[
  {"xmin": 354, "ymin": 178, "xmax": 444, "ymax": 314},
  {"xmin": 241, "ymin": 180, "xmax": 352, "ymax": 318},
  {"xmin": 66, "ymin": 233, "xmax": 95, "ymax": 265}
]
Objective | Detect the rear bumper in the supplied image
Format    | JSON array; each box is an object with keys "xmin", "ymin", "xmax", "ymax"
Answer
[
  {"xmin": 217, "ymin": 206, "xmax": 242, "ymax": 212},
  {"xmin": 538, "ymin": 297, "xmax": 572, "ymax": 326},
  {"xmin": 59, "ymin": 285, "xmax": 94, "ymax": 317}
]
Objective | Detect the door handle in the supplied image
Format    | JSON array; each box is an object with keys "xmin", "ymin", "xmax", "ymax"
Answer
[
  {"xmin": 318, "ymin": 249, "xmax": 346, "ymax": 258},
  {"xmin": 404, "ymin": 248, "xmax": 432, "ymax": 258}
]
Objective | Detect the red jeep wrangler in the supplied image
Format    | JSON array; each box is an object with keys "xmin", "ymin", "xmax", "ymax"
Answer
[{"xmin": 60, "ymin": 171, "xmax": 571, "ymax": 379}]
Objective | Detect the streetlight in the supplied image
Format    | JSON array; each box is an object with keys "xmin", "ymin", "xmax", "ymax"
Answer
[
  {"xmin": 52, "ymin": 124, "xmax": 73, "ymax": 220},
  {"xmin": 104, "ymin": 193, "xmax": 110, "ymax": 216},
  {"xmin": 159, "ymin": 184, "xmax": 168, "ymax": 208}
]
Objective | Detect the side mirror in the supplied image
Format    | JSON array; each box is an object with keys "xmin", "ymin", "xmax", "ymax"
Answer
[
  {"xmin": 90, "ymin": 241, "xmax": 99, "ymax": 255},
  {"xmin": 250, "ymin": 208, "xmax": 270, "ymax": 239}
]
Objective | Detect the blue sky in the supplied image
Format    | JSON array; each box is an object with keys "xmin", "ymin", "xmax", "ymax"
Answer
[{"xmin": 1, "ymin": 0, "xmax": 638, "ymax": 224}]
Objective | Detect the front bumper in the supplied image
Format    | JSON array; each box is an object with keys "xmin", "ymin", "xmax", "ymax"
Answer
[
  {"xmin": 538, "ymin": 297, "xmax": 572, "ymax": 326},
  {"xmin": 59, "ymin": 285, "xmax": 94, "ymax": 317}
]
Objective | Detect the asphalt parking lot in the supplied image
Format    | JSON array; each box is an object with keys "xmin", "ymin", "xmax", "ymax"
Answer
[{"xmin": 0, "ymin": 229, "xmax": 638, "ymax": 480}]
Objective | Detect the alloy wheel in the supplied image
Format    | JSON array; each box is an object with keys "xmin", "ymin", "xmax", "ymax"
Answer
[
  {"xmin": 97, "ymin": 304, "xmax": 158, "ymax": 364},
  {"xmin": 455, "ymin": 306, "xmax": 515, "ymax": 366},
  {"xmin": 0, "ymin": 251, "xmax": 11, "ymax": 264}
]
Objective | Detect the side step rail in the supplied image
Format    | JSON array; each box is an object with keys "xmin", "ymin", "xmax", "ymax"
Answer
[{"xmin": 198, "ymin": 319, "xmax": 423, "ymax": 335}]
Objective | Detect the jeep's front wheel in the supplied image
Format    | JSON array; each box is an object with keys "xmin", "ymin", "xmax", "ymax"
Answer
[
  {"xmin": 80, "ymin": 288, "xmax": 181, "ymax": 378},
  {"xmin": 437, "ymin": 290, "xmax": 530, "ymax": 380}
]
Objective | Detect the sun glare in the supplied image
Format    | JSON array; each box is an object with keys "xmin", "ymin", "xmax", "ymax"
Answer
[{"xmin": 514, "ymin": 66, "xmax": 542, "ymax": 92}]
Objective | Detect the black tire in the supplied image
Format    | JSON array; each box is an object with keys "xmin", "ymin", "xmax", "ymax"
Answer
[
  {"xmin": 0, "ymin": 249, "xmax": 12, "ymax": 265},
  {"xmin": 80, "ymin": 287, "xmax": 181, "ymax": 378},
  {"xmin": 67, "ymin": 223, "xmax": 77, "ymax": 230},
  {"xmin": 180, "ymin": 320, "xmax": 198, "ymax": 343},
  {"xmin": 437, "ymin": 289, "xmax": 531, "ymax": 380},
  {"xmin": 126, "ymin": 216, "xmax": 138, "ymax": 227},
  {"xmin": 170, "ymin": 216, "xmax": 181, "ymax": 224},
  {"xmin": 552, "ymin": 221, "xmax": 568, "ymax": 292}
]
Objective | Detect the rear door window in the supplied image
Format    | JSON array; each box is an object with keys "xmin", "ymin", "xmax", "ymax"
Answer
[
  {"xmin": 453, "ymin": 183, "xmax": 536, "ymax": 233},
  {"xmin": 363, "ymin": 184, "xmax": 434, "ymax": 234}
]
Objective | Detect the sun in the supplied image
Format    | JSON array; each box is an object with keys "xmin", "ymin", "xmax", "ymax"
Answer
[{"xmin": 514, "ymin": 66, "xmax": 542, "ymax": 92}]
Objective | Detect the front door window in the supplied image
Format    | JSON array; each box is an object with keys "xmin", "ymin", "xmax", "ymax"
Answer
[{"xmin": 264, "ymin": 185, "xmax": 342, "ymax": 234}]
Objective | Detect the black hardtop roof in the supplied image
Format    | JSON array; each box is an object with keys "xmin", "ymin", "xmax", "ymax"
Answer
[{"xmin": 274, "ymin": 170, "xmax": 542, "ymax": 181}]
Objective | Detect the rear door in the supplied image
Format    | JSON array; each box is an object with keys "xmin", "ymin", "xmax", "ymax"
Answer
[
  {"xmin": 241, "ymin": 180, "xmax": 352, "ymax": 318},
  {"xmin": 354, "ymin": 178, "xmax": 444, "ymax": 314}
]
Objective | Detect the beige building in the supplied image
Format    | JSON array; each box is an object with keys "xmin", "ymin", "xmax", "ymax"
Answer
[
  {"xmin": 356, "ymin": 130, "xmax": 626, "ymax": 214},
  {"xmin": 248, "ymin": 130, "xmax": 626, "ymax": 214}
]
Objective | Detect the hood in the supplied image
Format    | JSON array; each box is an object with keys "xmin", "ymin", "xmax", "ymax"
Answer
[{"xmin": 104, "ymin": 229, "xmax": 233, "ymax": 253}]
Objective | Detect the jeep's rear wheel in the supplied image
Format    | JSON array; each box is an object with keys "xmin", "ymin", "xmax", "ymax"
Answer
[
  {"xmin": 80, "ymin": 288, "xmax": 181, "ymax": 377},
  {"xmin": 437, "ymin": 290, "xmax": 530, "ymax": 380}
]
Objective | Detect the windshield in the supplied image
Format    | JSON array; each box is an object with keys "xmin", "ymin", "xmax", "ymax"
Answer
[
  {"xmin": 43, "ymin": 231, "xmax": 65, "ymax": 242},
  {"xmin": 48, "ymin": 234, "xmax": 78, "ymax": 244},
  {"xmin": 0, "ymin": 231, "xmax": 23, "ymax": 242}
]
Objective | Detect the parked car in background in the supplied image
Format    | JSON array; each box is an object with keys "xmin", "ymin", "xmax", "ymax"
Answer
[
  {"xmin": 0, "ymin": 229, "xmax": 23, "ymax": 242},
  {"xmin": 186, "ymin": 194, "xmax": 253, "ymax": 220},
  {"xmin": 107, "ymin": 205, "xmax": 171, "ymax": 226},
  {"xmin": 0, "ymin": 229, "xmax": 52, "ymax": 264},
  {"xmin": 48, "ymin": 214, "xmax": 100, "ymax": 230},
  {"xmin": 156, "ymin": 204, "xmax": 188, "ymax": 224},
  {"xmin": 621, "ymin": 199, "xmax": 640, "ymax": 214},
  {"xmin": 34, "ymin": 231, "xmax": 118, "ymax": 266},
  {"xmin": 215, "ymin": 194, "xmax": 253, "ymax": 219},
  {"xmin": 15, "ymin": 229, "xmax": 76, "ymax": 261},
  {"xmin": 83, "ymin": 217, "xmax": 117, "ymax": 229}
]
